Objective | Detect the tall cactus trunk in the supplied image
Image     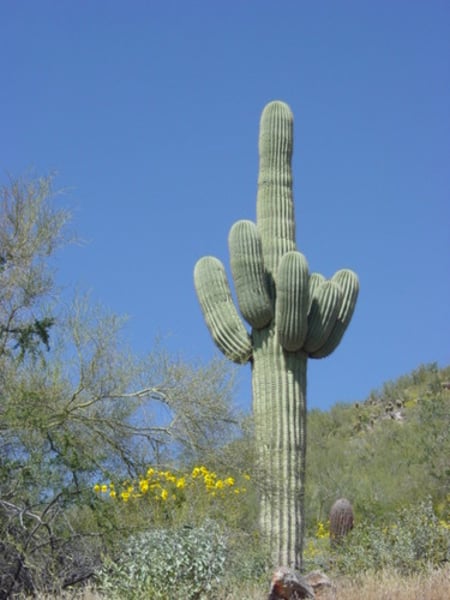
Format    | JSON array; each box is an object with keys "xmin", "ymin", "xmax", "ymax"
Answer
[
  {"xmin": 194, "ymin": 100, "xmax": 359, "ymax": 570},
  {"xmin": 253, "ymin": 328, "xmax": 307, "ymax": 567}
]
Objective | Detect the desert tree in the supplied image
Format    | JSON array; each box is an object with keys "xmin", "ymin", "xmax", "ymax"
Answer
[{"xmin": 0, "ymin": 175, "xmax": 240, "ymax": 596}]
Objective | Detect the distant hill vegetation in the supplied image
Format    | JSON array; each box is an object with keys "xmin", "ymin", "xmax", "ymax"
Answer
[{"xmin": 305, "ymin": 362, "xmax": 450, "ymax": 530}]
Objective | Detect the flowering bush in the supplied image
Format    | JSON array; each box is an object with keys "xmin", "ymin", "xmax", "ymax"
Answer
[
  {"xmin": 93, "ymin": 466, "xmax": 271, "ymax": 596},
  {"xmin": 94, "ymin": 465, "xmax": 248, "ymax": 502},
  {"xmin": 93, "ymin": 465, "xmax": 251, "ymax": 531}
]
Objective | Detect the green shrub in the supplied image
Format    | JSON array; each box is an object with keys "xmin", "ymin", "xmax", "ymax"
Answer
[
  {"xmin": 97, "ymin": 521, "xmax": 227, "ymax": 599},
  {"xmin": 333, "ymin": 499, "xmax": 450, "ymax": 575},
  {"xmin": 222, "ymin": 528, "xmax": 271, "ymax": 587}
]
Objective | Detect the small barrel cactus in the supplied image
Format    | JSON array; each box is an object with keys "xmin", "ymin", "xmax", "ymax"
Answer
[{"xmin": 329, "ymin": 498, "xmax": 354, "ymax": 546}]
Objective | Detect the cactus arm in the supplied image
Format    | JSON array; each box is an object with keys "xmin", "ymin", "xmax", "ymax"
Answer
[
  {"xmin": 257, "ymin": 102, "xmax": 297, "ymax": 278},
  {"xmin": 194, "ymin": 256, "xmax": 252, "ymax": 364},
  {"xmin": 275, "ymin": 251, "xmax": 309, "ymax": 352},
  {"xmin": 304, "ymin": 281, "xmax": 342, "ymax": 354},
  {"xmin": 310, "ymin": 269, "xmax": 359, "ymax": 359},
  {"xmin": 228, "ymin": 220, "xmax": 273, "ymax": 329},
  {"xmin": 308, "ymin": 272, "xmax": 326, "ymax": 307}
]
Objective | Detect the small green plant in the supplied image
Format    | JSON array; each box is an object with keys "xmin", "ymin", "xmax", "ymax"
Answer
[
  {"xmin": 303, "ymin": 520, "xmax": 331, "ymax": 572},
  {"xmin": 97, "ymin": 521, "xmax": 227, "ymax": 599}
]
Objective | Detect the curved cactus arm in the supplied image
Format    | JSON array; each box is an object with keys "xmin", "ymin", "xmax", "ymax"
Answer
[
  {"xmin": 308, "ymin": 272, "xmax": 326, "ymax": 309},
  {"xmin": 194, "ymin": 256, "xmax": 252, "ymax": 364},
  {"xmin": 310, "ymin": 269, "xmax": 359, "ymax": 359},
  {"xmin": 275, "ymin": 251, "xmax": 309, "ymax": 351},
  {"xmin": 257, "ymin": 101, "xmax": 297, "ymax": 277},
  {"xmin": 304, "ymin": 281, "xmax": 342, "ymax": 354},
  {"xmin": 229, "ymin": 220, "xmax": 273, "ymax": 329}
]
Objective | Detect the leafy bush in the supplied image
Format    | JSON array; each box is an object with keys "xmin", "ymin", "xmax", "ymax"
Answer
[
  {"xmin": 333, "ymin": 499, "xmax": 450, "ymax": 575},
  {"xmin": 97, "ymin": 521, "xmax": 227, "ymax": 599}
]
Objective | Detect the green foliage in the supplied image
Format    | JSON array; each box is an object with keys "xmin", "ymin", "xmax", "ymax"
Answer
[
  {"xmin": 0, "ymin": 175, "xmax": 244, "ymax": 597},
  {"xmin": 0, "ymin": 175, "xmax": 70, "ymax": 359},
  {"xmin": 97, "ymin": 522, "xmax": 228, "ymax": 599},
  {"xmin": 302, "ymin": 519, "xmax": 331, "ymax": 573},
  {"xmin": 333, "ymin": 499, "xmax": 450, "ymax": 575},
  {"xmin": 223, "ymin": 528, "xmax": 271, "ymax": 587},
  {"xmin": 96, "ymin": 519, "xmax": 272, "ymax": 600},
  {"xmin": 305, "ymin": 363, "xmax": 450, "ymax": 528},
  {"xmin": 302, "ymin": 499, "xmax": 449, "ymax": 576}
]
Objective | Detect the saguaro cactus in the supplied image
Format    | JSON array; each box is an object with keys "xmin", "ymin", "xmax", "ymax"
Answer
[{"xmin": 194, "ymin": 101, "xmax": 359, "ymax": 568}]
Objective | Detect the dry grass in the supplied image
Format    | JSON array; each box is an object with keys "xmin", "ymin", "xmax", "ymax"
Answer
[
  {"xmin": 30, "ymin": 566, "xmax": 450, "ymax": 599},
  {"xmin": 222, "ymin": 566, "xmax": 449, "ymax": 599},
  {"xmin": 324, "ymin": 567, "xmax": 450, "ymax": 600},
  {"xmin": 216, "ymin": 567, "xmax": 450, "ymax": 600},
  {"xmin": 232, "ymin": 567, "xmax": 450, "ymax": 600}
]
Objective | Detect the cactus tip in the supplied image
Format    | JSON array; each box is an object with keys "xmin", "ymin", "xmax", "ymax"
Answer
[{"xmin": 261, "ymin": 100, "xmax": 293, "ymax": 121}]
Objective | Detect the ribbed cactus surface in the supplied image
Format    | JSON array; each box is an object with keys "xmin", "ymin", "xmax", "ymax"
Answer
[
  {"xmin": 194, "ymin": 101, "xmax": 359, "ymax": 568},
  {"xmin": 329, "ymin": 498, "xmax": 354, "ymax": 546}
]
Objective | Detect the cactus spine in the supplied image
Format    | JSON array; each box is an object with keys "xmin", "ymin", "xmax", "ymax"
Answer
[{"xmin": 194, "ymin": 101, "xmax": 359, "ymax": 568}]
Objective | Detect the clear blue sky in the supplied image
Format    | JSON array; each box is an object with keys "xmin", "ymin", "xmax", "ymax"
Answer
[{"xmin": 2, "ymin": 1, "xmax": 449, "ymax": 412}]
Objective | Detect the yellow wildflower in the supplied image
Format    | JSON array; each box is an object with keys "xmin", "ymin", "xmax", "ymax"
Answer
[
  {"xmin": 315, "ymin": 521, "xmax": 329, "ymax": 539},
  {"xmin": 161, "ymin": 488, "xmax": 169, "ymax": 501},
  {"xmin": 139, "ymin": 480, "xmax": 149, "ymax": 493}
]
